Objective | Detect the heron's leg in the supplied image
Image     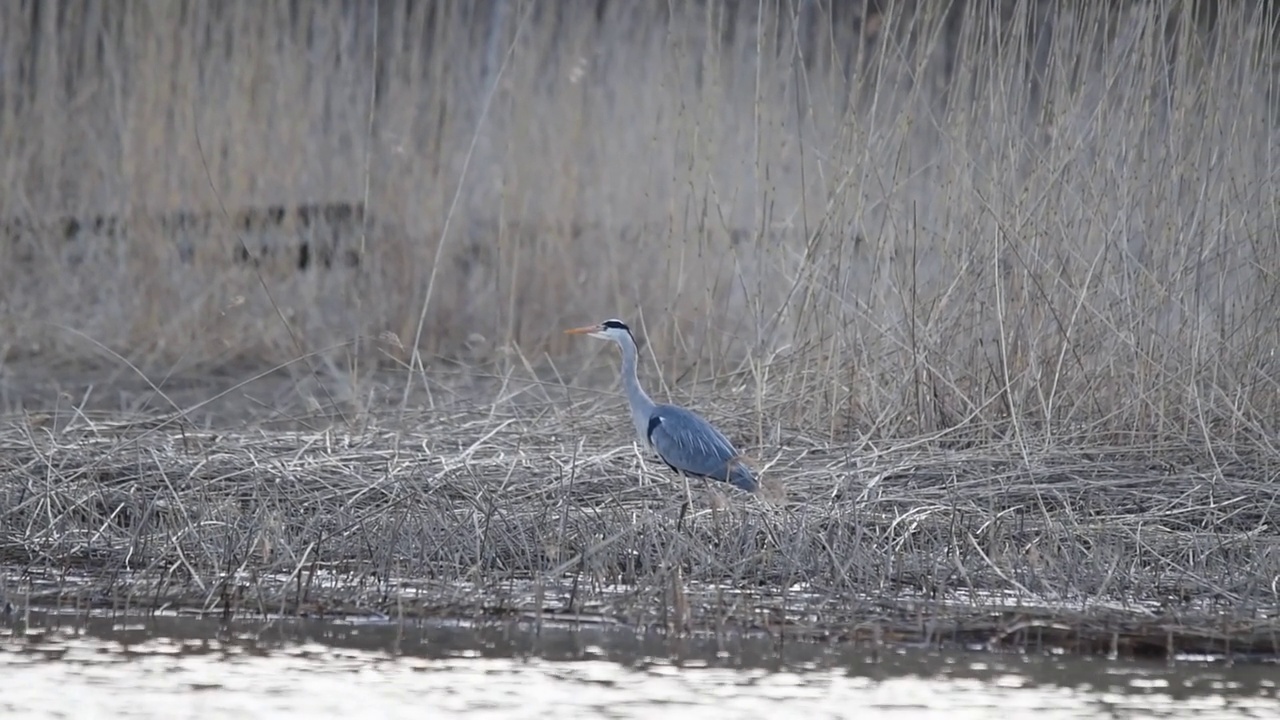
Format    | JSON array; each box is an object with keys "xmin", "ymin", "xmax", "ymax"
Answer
[{"xmin": 676, "ymin": 474, "xmax": 693, "ymax": 531}]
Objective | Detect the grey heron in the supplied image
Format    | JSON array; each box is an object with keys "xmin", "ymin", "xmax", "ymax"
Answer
[{"xmin": 565, "ymin": 319, "xmax": 759, "ymax": 493}]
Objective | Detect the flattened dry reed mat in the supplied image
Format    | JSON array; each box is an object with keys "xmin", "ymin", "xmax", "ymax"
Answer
[{"xmin": 0, "ymin": 411, "xmax": 1277, "ymax": 661}]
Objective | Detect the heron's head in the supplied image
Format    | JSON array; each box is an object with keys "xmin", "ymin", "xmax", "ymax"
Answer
[{"xmin": 564, "ymin": 318, "xmax": 635, "ymax": 345}]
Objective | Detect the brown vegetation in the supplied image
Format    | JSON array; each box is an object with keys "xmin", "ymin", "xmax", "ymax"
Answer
[{"xmin": 0, "ymin": 1, "xmax": 1277, "ymax": 658}]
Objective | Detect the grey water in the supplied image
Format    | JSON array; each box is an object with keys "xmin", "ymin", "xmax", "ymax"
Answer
[{"xmin": 1, "ymin": 612, "xmax": 1277, "ymax": 719}]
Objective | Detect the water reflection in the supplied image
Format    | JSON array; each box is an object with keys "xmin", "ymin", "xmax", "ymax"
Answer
[{"xmin": 2, "ymin": 613, "xmax": 1276, "ymax": 718}]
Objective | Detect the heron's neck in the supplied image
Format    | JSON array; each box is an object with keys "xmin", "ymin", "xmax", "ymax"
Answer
[{"xmin": 618, "ymin": 336, "xmax": 655, "ymax": 413}]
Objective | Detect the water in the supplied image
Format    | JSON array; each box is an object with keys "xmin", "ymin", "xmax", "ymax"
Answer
[{"xmin": 2, "ymin": 612, "xmax": 1276, "ymax": 719}]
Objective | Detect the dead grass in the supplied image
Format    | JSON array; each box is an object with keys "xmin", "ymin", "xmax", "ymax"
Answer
[
  {"xmin": 0, "ymin": 1, "xmax": 1279, "ymax": 657},
  {"xmin": 1, "ymin": 388, "xmax": 1277, "ymax": 658},
  {"xmin": 0, "ymin": 1, "xmax": 1275, "ymax": 441}
]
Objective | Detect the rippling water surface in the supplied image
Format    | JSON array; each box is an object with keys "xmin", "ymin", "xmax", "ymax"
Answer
[{"xmin": 2, "ymin": 612, "xmax": 1276, "ymax": 719}]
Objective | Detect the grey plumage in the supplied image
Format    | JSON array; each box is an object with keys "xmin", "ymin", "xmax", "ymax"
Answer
[{"xmin": 566, "ymin": 318, "xmax": 759, "ymax": 492}]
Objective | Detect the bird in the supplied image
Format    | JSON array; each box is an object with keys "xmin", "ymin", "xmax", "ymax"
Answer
[{"xmin": 565, "ymin": 319, "xmax": 759, "ymax": 492}]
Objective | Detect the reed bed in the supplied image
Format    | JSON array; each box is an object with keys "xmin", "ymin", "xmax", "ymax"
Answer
[
  {"xmin": 1, "ymin": 383, "xmax": 1276, "ymax": 658},
  {"xmin": 0, "ymin": 0, "xmax": 1276, "ymax": 443},
  {"xmin": 0, "ymin": 0, "xmax": 1279, "ymax": 658}
]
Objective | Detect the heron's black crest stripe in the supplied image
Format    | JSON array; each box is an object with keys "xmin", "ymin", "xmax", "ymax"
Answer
[
  {"xmin": 646, "ymin": 414, "xmax": 661, "ymax": 444},
  {"xmin": 602, "ymin": 319, "xmax": 630, "ymax": 331}
]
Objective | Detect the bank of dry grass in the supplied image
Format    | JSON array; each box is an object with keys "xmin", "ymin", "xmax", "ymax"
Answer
[
  {"xmin": 0, "ymin": 1, "xmax": 1278, "ymax": 658},
  {"xmin": 1, "ymin": 400, "xmax": 1277, "ymax": 658}
]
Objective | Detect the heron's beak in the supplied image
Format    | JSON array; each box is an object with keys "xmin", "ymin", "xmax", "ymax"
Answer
[{"xmin": 564, "ymin": 324, "xmax": 602, "ymax": 335}]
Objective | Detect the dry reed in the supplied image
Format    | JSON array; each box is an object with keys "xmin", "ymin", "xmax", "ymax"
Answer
[
  {"xmin": 1, "ymin": 1, "xmax": 1279, "ymax": 657},
  {"xmin": 1, "ymin": 383, "xmax": 1277, "ymax": 657}
]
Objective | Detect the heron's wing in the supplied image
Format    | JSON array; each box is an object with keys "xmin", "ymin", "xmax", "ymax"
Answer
[{"xmin": 646, "ymin": 404, "xmax": 744, "ymax": 481}]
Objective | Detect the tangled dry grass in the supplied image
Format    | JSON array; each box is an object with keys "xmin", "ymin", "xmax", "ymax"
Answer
[
  {"xmin": 1, "ymin": 1, "xmax": 1279, "ymax": 659},
  {"xmin": 1, "ymin": 373, "xmax": 1277, "ymax": 659}
]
